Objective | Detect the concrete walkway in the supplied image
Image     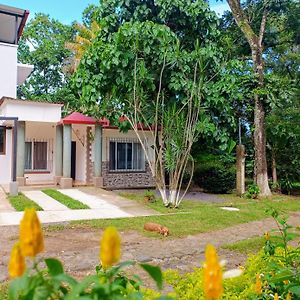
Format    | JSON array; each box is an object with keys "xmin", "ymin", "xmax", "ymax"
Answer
[
  {"xmin": 59, "ymin": 189, "xmax": 119, "ymax": 210},
  {"xmin": 0, "ymin": 188, "xmax": 159, "ymax": 226},
  {"xmin": 23, "ymin": 191, "xmax": 70, "ymax": 211}
]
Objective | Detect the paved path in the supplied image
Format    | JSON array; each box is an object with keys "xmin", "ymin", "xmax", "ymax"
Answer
[
  {"xmin": 23, "ymin": 191, "xmax": 70, "ymax": 211},
  {"xmin": 0, "ymin": 188, "xmax": 159, "ymax": 226},
  {"xmin": 0, "ymin": 186, "xmax": 14, "ymax": 212},
  {"xmin": 59, "ymin": 189, "xmax": 119, "ymax": 210}
]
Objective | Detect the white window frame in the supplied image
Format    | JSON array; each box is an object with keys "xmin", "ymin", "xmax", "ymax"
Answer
[{"xmin": 25, "ymin": 141, "xmax": 48, "ymax": 171}]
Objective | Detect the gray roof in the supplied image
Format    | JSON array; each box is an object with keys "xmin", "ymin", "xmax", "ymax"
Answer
[{"xmin": 0, "ymin": 4, "xmax": 29, "ymax": 44}]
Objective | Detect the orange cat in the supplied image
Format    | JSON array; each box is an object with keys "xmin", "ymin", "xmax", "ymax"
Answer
[{"xmin": 143, "ymin": 222, "xmax": 169, "ymax": 236}]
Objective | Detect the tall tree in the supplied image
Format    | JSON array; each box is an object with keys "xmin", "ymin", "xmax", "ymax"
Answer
[
  {"xmin": 17, "ymin": 13, "xmax": 75, "ymax": 102},
  {"xmin": 225, "ymin": 0, "xmax": 284, "ymax": 196}
]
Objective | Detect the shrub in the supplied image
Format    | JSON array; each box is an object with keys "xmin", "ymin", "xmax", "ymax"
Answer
[
  {"xmin": 193, "ymin": 161, "xmax": 235, "ymax": 193},
  {"xmin": 245, "ymin": 184, "xmax": 260, "ymax": 199}
]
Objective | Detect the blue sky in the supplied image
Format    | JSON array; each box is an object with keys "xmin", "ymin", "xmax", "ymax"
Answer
[{"xmin": 3, "ymin": 0, "xmax": 230, "ymax": 24}]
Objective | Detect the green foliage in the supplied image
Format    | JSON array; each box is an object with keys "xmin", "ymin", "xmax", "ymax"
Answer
[
  {"xmin": 17, "ymin": 13, "xmax": 76, "ymax": 104},
  {"xmin": 245, "ymin": 184, "xmax": 260, "ymax": 199},
  {"xmin": 42, "ymin": 189, "xmax": 90, "ymax": 209},
  {"xmin": 8, "ymin": 257, "xmax": 165, "ymax": 299},
  {"xmin": 193, "ymin": 159, "xmax": 235, "ymax": 193},
  {"xmin": 9, "ymin": 193, "xmax": 43, "ymax": 211}
]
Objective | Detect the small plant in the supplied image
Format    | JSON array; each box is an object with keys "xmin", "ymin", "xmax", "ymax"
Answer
[
  {"xmin": 245, "ymin": 183, "xmax": 260, "ymax": 199},
  {"xmin": 144, "ymin": 189, "xmax": 155, "ymax": 203},
  {"xmin": 280, "ymin": 176, "xmax": 293, "ymax": 195}
]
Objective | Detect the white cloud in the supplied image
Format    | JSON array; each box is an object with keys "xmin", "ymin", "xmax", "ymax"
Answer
[{"xmin": 210, "ymin": 2, "xmax": 230, "ymax": 16}]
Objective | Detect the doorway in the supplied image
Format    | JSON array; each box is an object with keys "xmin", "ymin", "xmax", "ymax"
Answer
[{"xmin": 71, "ymin": 141, "xmax": 76, "ymax": 180}]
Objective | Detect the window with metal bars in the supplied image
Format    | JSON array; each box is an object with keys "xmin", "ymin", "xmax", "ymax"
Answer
[{"xmin": 109, "ymin": 139, "xmax": 145, "ymax": 172}]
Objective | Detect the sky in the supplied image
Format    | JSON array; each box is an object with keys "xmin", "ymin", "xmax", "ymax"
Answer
[{"xmin": 3, "ymin": 0, "xmax": 230, "ymax": 24}]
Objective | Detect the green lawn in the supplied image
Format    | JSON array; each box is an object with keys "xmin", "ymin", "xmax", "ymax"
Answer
[
  {"xmin": 70, "ymin": 192, "xmax": 300, "ymax": 238},
  {"xmin": 0, "ymin": 283, "xmax": 7, "ymax": 300},
  {"xmin": 42, "ymin": 189, "xmax": 89, "ymax": 209},
  {"xmin": 8, "ymin": 193, "xmax": 43, "ymax": 211}
]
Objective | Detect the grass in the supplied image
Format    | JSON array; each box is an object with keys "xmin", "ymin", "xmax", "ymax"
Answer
[
  {"xmin": 222, "ymin": 235, "xmax": 281, "ymax": 255},
  {"xmin": 222, "ymin": 228, "xmax": 299, "ymax": 255},
  {"xmin": 8, "ymin": 193, "xmax": 43, "ymax": 211},
  {"xmin": 0, "ymin": 283, "xmax": 8, "ymax": 300},
  {"xmin": 70, "ymin": 192, "xmax": 300, "ymax": 238},
  {"xmin": 42, "ymin": 189, "xmax": 89, "ymax": 209}
]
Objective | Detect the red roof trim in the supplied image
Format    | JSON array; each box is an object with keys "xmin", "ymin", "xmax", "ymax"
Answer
[{"xmin": 18, "ymin": 10, "xmax": 29, "ymax": 41}]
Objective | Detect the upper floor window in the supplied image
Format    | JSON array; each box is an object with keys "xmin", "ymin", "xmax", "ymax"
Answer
[
  {"xmin": 0, "ymin": 127, "xmax": 5, "ymax": 155},
  {"xmin": 109, "ymin": 139, "xmax": 145, "ymax": 172}
]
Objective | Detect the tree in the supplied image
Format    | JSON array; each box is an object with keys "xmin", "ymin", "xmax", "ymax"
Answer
[
  {"xmin": 73, "ymin": 0, "xmax": 239, "ymax": 207},
  {"xmin": 17, "ymin": 13, "xmax": 75, "ymax": 102},
  {"xmin": 224, "ymin": 0, "xmax": 289, "ymax": 196},
  {"xmin": 65, "ymin": 21, "xmax": 101, "ymax": 74}
]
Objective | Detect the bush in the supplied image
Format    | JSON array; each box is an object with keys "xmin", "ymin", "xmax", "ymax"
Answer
[
  {"xmin": 193, "ymin": 161, "xmax": 235, "ymax": 193},
  {"xmin": 245, "ymin": 184, "xmax": 260, "ymax": 199}
]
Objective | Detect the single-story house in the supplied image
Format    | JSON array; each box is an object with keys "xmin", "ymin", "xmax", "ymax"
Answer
[
  {"xmin": 0, "ymin": 97, "xmax": 156, "ymax": 189},
  {"xmin": 0, "ymin": 4, "xmax": 155, "ymax": 192}
]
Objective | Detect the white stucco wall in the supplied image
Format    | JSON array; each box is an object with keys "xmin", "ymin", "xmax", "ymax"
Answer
[
  {"xmin": 0, "ymin": 129, "xmax": 12, "ymax": 184},
  {"xmin": 71, "ymin": 124, "xmax": 87, "ymax": 182},
  {"xmin": 101, "ymin": 128, "xmax": 155, "ymax": 162},
  {"xmin": 1, "ymin": 100, "xmax": 62, "ymax": 123},
  {"xmin": 24, "ymin": 122, "xmax": 56, "ymax": 184},
  {"xmin": 0, "ymin": 42, "xmax": 17, "ymax": 98}
]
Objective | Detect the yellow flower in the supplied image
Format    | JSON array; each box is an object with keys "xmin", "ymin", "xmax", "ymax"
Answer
[
  {"xmin": 264, "ymin": 232, "xmax": 270, "ymax": 240},
  {"xmin": 274, "ymin": 293, "xmax": 279, "ymax": 300},
  {"xmin": 286, "ymin": 292, "xmax": 292, "ymax": 300},
  {"xmin": 100, "ymin": 227, "xmax": 121, "ymax": 269},
  {"xmin": 203, "ymin": 244, "xmax": 223, "ymax": 300},
  {"xmin": 255, "ymin": 273, "xmax": 262, "ymax": 295},
  {"xmin": 8, "ymin": 242, "xmax": 26, "ymax": 278},
  {"xmin": 19, "ymin": 208, "xmax": 44, "ymax": 257}
]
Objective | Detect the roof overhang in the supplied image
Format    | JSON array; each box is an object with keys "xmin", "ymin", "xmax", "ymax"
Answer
[
  {"xmin": 0, "ymin": 4, "xmax": 29, "ymax": 44},
  {"xmin": 17, "ymin": 63, "xmax": 34, "ymax": 85}
]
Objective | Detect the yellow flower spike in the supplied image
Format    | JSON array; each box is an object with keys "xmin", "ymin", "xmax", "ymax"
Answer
[
  {"xmin": 203, "ymin": 244, "xmax": 223, "ymax": 300},
  {"xmin": 274, "ymin": 293, "xmax": 279, "ymax": 300},
  {"xmin": 264, "ymin": 232, "xmax": 270, "ymax": 241},
  {"xmin": 8, "ymin": 242, "xmax": 26, "ymax": 278},
  {"xmin": 19, "ymin": 208, "xmax": 44, "ymax": 257},
  {"xmin": 286, "ymin": 292, "xmax": 292, "ymax": 300},
  {"xmin": 255, "ymin": 273, "xmax": 262, "ymax": 295},
  {"xmin": 100, "ymin": 227, "xmax": 121, "ymax": 269}
]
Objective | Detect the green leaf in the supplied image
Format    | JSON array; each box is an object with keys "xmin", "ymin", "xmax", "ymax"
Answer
[
  {"xmin": 139, "ymin": 263, "xmax": 163, "ymax": 290},
  {"xmin": 289, "ymin": 286, "xmax": 300, "ymax": 296},
  {"xmin": 33, "ymin": 286, "xmax": 50, "ymax": 300},
  {"xmin": 45, "ymin": 258, "xmax": 64, "ymax": 276}
]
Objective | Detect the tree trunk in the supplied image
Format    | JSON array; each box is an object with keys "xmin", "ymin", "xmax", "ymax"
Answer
[
  {"xmin": 251, "ymin": 45, "xmax": 272, "ymax": 197},
  {"xmin": 271, "ymin": 150, "xmax": 277, "ymax": 184}
]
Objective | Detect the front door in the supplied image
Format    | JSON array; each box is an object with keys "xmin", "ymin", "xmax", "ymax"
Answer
[{"xmin": 71, "ymin": 141, "xmax": 76, "ymax": 180}]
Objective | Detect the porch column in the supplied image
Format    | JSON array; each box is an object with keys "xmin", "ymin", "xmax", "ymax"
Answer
[
  {"xmin": 54, "ymin": 125, "xmax": 63, "ymax": 185},
  {"xmin": 93, "ymin": 124, "xmax": 104, "ymax": 187},
  {"xmin": 16, "ymin": 121, "xmax": 26, "ymax": 186},
  {"xmin": 60, "ymin": 124, "xmax": 73, "ymax": 188}
]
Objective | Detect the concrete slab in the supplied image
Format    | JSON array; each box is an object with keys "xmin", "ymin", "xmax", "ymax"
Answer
[
  {"xmin": 23, "ymin": 191, "xmax": 70, "ymax": 211},
  {"xmin": 0, "ymin": 208, "xmax": 134, "ymax": 226},
  {"xmin": 59, "ymin": 189, "xmax": 121, "ymax": 210}
]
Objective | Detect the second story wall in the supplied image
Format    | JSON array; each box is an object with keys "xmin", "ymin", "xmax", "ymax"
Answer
[{"xmin": 0, "ymin": 42, "xmax": 17, "ymax": 99}]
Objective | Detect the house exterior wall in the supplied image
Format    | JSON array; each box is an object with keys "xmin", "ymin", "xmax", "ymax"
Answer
[
  {"xmin": 71, "ymin": 124, "xmax": 87, "ymax": 183},
  {"xmin": 0, "ymin": 129, "xmax": 12, "ymax": 184},
  {"xmin": 1, "ymin": 100, "xmax": 61, "ymax": 123},
  {"xmin": 99, "ymin": 128, "xmax": 155, "ymax": 189},
  {"xmin": 24, "ymin": 122, "xmax": 56, "ymax": 184},
  {"xmin": 0, "ymin": 42, "xmax": 17, "ymax": 98}
]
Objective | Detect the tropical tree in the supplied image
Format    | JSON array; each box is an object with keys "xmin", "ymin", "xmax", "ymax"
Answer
[
  {"xmin": 17, "ymin": 13, "xmax": 75, "ymax": 103},
  {"xmin": 223, "ymin": 0, "xmax": 298, "ymax": 196},
  {"xmin": 73, "ymin": 0, "xmax": 242, "ymax": 207}
]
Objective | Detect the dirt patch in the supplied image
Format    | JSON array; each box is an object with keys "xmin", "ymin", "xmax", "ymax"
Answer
[{"xmin": 1, "ymin": 212, "xmax": 299, "ymax": 286}]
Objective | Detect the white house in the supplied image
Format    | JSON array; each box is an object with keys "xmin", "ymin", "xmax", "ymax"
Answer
[{"xmin": 0, "ymin": 4, "xmax": 155, "ymax": 194}]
